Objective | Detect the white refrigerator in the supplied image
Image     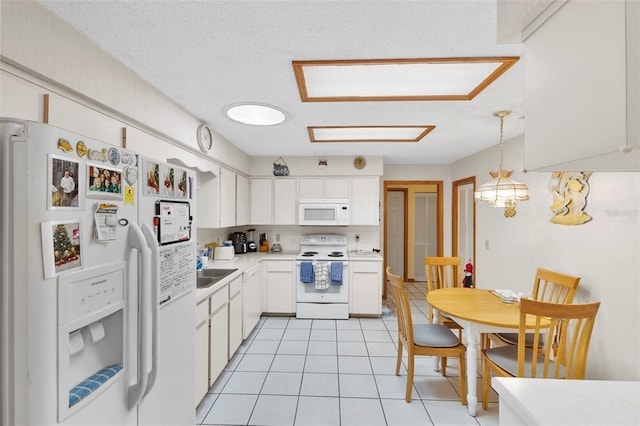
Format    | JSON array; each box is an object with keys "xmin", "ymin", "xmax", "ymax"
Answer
[{"xmin": 1, "ymin": 119, "xmax": 196, "ymax": 426}]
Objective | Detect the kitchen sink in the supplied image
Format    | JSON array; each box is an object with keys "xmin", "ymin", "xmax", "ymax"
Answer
[{"xmin": 196, "ymin": 268, "xmax": 238, "ymax": 289}]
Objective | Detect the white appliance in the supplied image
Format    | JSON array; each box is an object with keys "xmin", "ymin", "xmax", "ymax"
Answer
[
  {"xmin": 0, "ymin": 119, "xmax": 196, "ymax": 426},
  {"xmin": 296, "ymin": 234, "xmax": 349, "ymax": 319},
  {"xmin": 298, "ymin": 198, "xmax": 350, "ymax": 226}
]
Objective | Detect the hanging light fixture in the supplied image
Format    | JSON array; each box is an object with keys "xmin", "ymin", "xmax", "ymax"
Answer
[{"xmin": 474, "ymin": 110, "xmax": 529, "ymax": 217}]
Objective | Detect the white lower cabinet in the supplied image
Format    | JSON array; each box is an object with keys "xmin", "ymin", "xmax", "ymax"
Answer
[
  {"xmin": 228, "ymin": 276, "xmax": 243, "ymax": 358},
  {"xmin": 265, "ymin": 260, "xmax": 296, "ymax": 314},
  {"xmin": 243, "ymin": 263, "xmax": 263, "ymax": 339},
  {"xmin": 209, "ymin": 286, "xmax": 229, "ymax": 388},
  {"xmin": 349, "ymin": 259, "xmax": 383, "ymax": 315},
  {"xmin": 195, "ymin": 300, "xmax": 209, "ymax": 405}
]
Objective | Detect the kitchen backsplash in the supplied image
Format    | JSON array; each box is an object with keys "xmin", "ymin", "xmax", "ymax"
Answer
[{"xmin": 197, "ymin": 225, "xmax": 380, "ymax": 253}]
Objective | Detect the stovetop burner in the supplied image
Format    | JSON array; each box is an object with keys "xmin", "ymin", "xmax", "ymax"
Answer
[{"xmin": 297, "ymin": 234, "xmax": 349, "ymax": 261}]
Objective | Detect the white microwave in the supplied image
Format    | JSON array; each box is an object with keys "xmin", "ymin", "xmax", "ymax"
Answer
[{"xmin": 298, "ymin": 199, "xmax": 350, "ymax": 226}]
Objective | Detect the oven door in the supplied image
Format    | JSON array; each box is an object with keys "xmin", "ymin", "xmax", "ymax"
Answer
[{"xmin": 296, "ymin": 261, "xmax": 348, "ymax": 303}]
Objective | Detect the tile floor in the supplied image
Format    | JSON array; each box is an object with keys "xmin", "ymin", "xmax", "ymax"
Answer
[{"xmin": 195, "ymin": 282, "xmax": 500, "ymax": 426}]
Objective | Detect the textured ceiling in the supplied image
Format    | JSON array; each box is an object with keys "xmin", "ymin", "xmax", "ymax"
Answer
[{"xmin": 37, "ymin": 0, "xmax": 525, "ymax": 164}]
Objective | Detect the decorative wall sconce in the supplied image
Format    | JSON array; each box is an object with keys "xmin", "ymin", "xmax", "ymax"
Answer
[
  {"xmin": 318, "ymin": 159, "xmax": 328, "ymax": 169},
  {"xmin": 548, "ymin": 171, "xmax": 592, "ymax": 225}
]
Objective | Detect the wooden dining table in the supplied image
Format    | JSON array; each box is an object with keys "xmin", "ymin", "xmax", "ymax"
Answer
[{"xmin": 426, "ymin": 287, "xmax": 542, "ymax": 417}]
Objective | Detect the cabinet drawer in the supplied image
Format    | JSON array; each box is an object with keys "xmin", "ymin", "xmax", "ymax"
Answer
[
  {"xmin": 229, "ymin": 277, "xmax": 242, "ymax": 298},
  {"xmin": 267, "ymin": 261, "xmax": 293, "ymax": 272},
  {"xmin": 351, "ymin": 261, "xmax": 380, "ymax": 273},
  {"xmin": 210, "ymin": 285, "xmax": 228, "ymax": 313},
  {"xmin": 196, "ymin": 300, "xmax": 209, "ymax": 326}
]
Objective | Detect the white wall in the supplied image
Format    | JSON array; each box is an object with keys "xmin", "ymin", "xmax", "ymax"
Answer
[{"xmin": 452, "ymin": 134, "xmax": 640, "ymax": 381}]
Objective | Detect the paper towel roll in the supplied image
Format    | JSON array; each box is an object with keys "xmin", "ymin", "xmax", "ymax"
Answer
[
  {"xmin": 69, "ymin": 330, "xmax": 84, "ymax": 356},
  {"xmin": 88, "ymin": 321, "xmax": 105, "ymax": 343}
]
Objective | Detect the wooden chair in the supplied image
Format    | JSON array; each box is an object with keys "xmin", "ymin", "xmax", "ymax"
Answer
[
  {"xmin": 386, "ymin": 267, "xmax": 467, "ymax": 404},
  {"xmin": 488, "ymin": 268, "xmax": 581, "ymax": 348},
  {"xmin": 481, "ymin": 298, "xmax": 600, "ymax": 410},
  {"xmin": 425, "ymin": 256, "xmax": 464, "ymax": 337}
]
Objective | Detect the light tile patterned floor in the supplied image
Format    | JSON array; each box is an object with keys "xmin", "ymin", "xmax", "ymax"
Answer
[{"xmin": 196, "ymin": 281, "xmax": 500, "ymax": 426}]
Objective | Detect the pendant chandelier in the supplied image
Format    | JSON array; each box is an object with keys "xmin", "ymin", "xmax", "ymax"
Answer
[{"xmin": 474, "ymin": 110, "xmax": 529, "ymax": 217}]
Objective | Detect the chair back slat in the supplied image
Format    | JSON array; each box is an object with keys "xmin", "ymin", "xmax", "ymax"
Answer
[
  {"xmin": 533, "ymin": 268, "xmax": 580, "ymax": 304},
  {"xmin": 386, "ymin": 266, "xmax": 413, "ymax": 348},
  {"xmin": 517, "ymin": 299, "xmax": 600, "ymax": 379},
  {"xmin": 425, "ymin": 257, "xmax": 461, "ymax": 323}
]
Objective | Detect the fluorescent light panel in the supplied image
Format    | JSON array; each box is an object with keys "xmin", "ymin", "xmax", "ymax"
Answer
[
  {"xmin": 293, "ymin": 57, "xmax": 519, "ymax": 101},
  {"xmin": 309, "ymin": 126, "xmax": 435, "ymax": 142}
]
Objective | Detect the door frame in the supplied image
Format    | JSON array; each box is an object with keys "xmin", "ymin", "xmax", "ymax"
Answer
[
  {"xmin": 383, "ymin": 180, "xmax": 443, "ymax": 299},
  {"xmin": 452, "ymin": 176, "xmax": 476, "ymax": 277},
  {"xmin": 385, "ymin": 188, "xmax": 408, "ymax": 280}
]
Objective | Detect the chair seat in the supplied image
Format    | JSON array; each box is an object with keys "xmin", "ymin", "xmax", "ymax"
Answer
[
  {"xmin": 495, "ymin": 332, "xmax": 544, "ymax": 347},
  {"xmin": 414, "ymin": 323, "xmax": 461, "ymax": 348},
  {"xmin": 484, "ymin": 345, "xmax": 565, "ymax": 378}
]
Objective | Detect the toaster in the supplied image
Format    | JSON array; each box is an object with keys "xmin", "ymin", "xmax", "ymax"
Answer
[{"xmin": 214, "ymin": 246, "xmax": 235, "ymax": 260}]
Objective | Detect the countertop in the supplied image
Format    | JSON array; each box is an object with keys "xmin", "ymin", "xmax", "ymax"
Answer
[
  {"xmin": 492, "ymin": 377, "xmax": 640, "ymax": 425},
  {"xmin": 195, "ymin": 251, "xmax": 298, "ymax": 302},
  {"xmin": 195, "ymin": 250, "xmax": 382, "ymax": 303}
]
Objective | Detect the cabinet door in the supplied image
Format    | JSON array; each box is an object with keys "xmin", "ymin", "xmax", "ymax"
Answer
[
  {"xmin": 265, "ymin": 261, "xmax": 295, "ymax": 313},
  {"xmin": 349, "ymin": 261, "xmax": 382, "ymax": 315},
  {"xmin": 195, "ymin": 323, "xmax": 209, "ymax": 404},
  {"xmin": 351, "ymin": 177, "xmax": 379, "ymax": 225},
  {"xmin": 195, "ymin": 300, "xmax": 209, "ymax": 405},
  {"xmin": 274, "ymin": 179, "xmax": 297, "ymax": 225},
  {"xmin": 298, "ymin": 178, "xmax": 323, "ymax": 199},
  {"xmin": 219, "ymin": 167, "xmax": 236, "ymax": 228},
  {"xmin": 209, "ymin": 304, "xmax": 229, "ymax": 386},
  {"xmin": 195, "ymin": 167, "xmax": 220, "ymax": 228},
  {"xmin": 325, "ymin": 178, "xmax": 349, "ymax": 198},
  {"xmin": 236, "ymin": 174, "xmax": 250, "ymax": 226},
  {"xmin": 228, "ymin": 277, "xmax": 243, "ymax": 359},
  {"xmin": 243, "ymin": 264, "xmax": 263, "ymax": 339},
  {"xmin": 250, "ymin": 178, "xmax": 273, "ymax": 224}
]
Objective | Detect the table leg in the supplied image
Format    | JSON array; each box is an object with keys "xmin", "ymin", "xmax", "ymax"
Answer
[
  {"xmin": 432, "ymin": 308, "xmax": 441, "ymax": 372},
  {"xmin": 465, "ymin": 323, "xmax": 479, "ymax": 416}
]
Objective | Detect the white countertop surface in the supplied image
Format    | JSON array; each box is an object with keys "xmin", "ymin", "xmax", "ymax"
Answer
[
  {"xmin": 195, "ymin": 251, "xmax": 297, "ymax": 302},
  {"xmin": 492, "ymin": 377, "xmax": 640, "ymax": 426},
  {"xmin": 196, "ymin": 250, "xmax": 382, "ymax": 303}
]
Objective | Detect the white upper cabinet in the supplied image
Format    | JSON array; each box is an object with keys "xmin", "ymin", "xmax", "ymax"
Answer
[
  {"xmin": 524, "ymin": 0, "xmax": 639, "ymax": 171},
  {"xmin": 274, "ymin": 179, "xmax": 297, "ymax": 225},
  {"xmin": 350, "ymin": 177, "xmax": 379, "ymax": 225},
  {"xmin": 236, "ymin": 174, "xmax": 250, "ymax": 226},
  {"xmin": 250, "ymin": 178, "xmax": 273, "ymax": 225},
  {"xmin": 298, "ymin": 177, "xmax": 349, "ymax": 199},
  {"xmin": 195, "ymin": 166, "xmax": 220, "ymax": 229},
  {"xmin": 219, "ymin": 167, "xmax": 236, "ymax": 228}
]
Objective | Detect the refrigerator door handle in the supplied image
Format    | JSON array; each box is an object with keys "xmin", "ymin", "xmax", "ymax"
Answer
[
  {"xmin": 126, "ymin": 222, "xmax": 153, "ymax": 409},
  {"xmin": 141, "ymin": 223, "xmax": 159, "ymax": 398}
]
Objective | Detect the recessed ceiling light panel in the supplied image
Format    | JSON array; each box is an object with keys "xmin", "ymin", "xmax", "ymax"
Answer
[
  {"xmin": 309, "ymin": 125, "xmax": 435, "ymax": 142},
  {"xmin": 224, "ymin": 103, "xmax": 287, "ymax": 126},
  {"xmin": 293, "ymin": 57, "xmax": 519, "ymax": 102}
]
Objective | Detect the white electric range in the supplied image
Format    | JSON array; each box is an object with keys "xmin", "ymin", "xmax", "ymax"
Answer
[{"xmin": 296, "ymin": 234, "xmax": 349, "ymax": 319}]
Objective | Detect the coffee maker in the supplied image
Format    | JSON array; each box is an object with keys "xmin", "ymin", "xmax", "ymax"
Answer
[{"xmin": 230, "ymin": 232, "xmax": 247, "ymax": 254}]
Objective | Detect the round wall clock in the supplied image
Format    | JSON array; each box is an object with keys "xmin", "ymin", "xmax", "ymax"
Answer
[
  {"xmin": 353, "ymin": 156, "xmax": 367, "ymax": 170},
  {"xmin": 197, "ymin": 124, "xmax": 214, "ymax": 153}
]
